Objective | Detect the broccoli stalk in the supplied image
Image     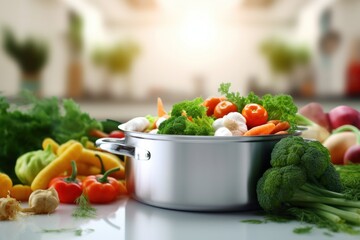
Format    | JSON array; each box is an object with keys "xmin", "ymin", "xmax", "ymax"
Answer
[{"xmin": 257, "ymin": 136, "xmax": 360, "ymax": 233}]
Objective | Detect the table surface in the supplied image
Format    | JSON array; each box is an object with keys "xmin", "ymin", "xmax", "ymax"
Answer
[{"xmin": 1, "ymin": 197, "xmax": 359, "ymax": 240}]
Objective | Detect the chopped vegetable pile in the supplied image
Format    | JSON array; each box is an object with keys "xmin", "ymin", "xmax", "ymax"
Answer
[
  {"xmin": 128, "ymin": 83, "xmax": 298, "ymax": 137},
  {"xmin": 218, "ymin": 83, "xmax": 298, "ymax": 132}
]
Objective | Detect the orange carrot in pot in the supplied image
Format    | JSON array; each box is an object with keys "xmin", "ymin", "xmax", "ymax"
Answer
[
  {"xmin": 267, "ymin": 120, "xmax": 281, "ymax": 125},
  {"xmin": 275, "ymin": 130, "xmax": 289, "ymax": 135},
  {"xmin": 243, "ymin": 123, "xmax": 276, "ymax": 136},
  {"xmin": 157, "ymin": 97, "xmax": 168, "ymax": 117},
  {"xmin": 270, "ymin": 121, "xmax": 290, "ymax": 134}
]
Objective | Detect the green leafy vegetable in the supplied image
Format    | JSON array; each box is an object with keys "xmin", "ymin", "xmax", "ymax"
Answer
[
  {"xmin": 0, "ymin": 92, "xmax": 102, "ymax": 182},
  {"xmin": 257, "ymin": 136, "xmax": 360, "ymax": 234},
  {"xmin": 335, "ymin": 164, "xmax": 360, "ymax": 200},
  {"xmin": 15, "ymin": 145, "xmax": 56, "ymax": 185},
  {"xmin": 218, "ymin": 83, "xmax": 298, "ymax": 132}
]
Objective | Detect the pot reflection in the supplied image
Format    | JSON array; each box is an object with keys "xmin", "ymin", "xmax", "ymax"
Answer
[{"xmin": 125, "ymin": 199, "xmax": 251, "ymax": 240}]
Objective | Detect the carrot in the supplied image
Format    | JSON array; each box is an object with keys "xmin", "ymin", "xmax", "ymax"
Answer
[
  {"xmin": 88, "ymin": 129, "xmax": 109, "ymax": 138},
  {"xmin": 275, "ymin": 131, "xmax": 289, "ymax": 135},
  {"xmin": 267, "ymin": 120, "xmax": 281, "ymax": 125},
  {"xmin": 270, "ymin": 121, "xmax": 290, "ymax": 134},
  {"xmin": 157, "ymin": 97, "xmax": 168, "ymax": 117},
  {"xmin": 243, "ymin": 123, "xmax": 276, "ymax": 136}
]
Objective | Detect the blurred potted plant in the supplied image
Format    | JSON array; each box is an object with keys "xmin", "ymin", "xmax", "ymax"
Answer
[
  {"xmin": 92, "ymin": 40, "xmax": 140, "ymax": 98},
  {"xmin": 2, "ymin": 28, "xmax": 49, "ymax": 96},
  {"xmin": 66, "ymin": 12, "xmax": 84, "ymax": 99},
  {"xmin": 259, "ymin": 38, "xmax": 312, "ymax": 95}
]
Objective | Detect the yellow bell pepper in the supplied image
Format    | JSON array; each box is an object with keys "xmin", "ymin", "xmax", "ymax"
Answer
[
  {"xmin": 42, "ymin": 138, "xmax": 60, "ymax": 154},
  {"xmin": 71, "ymin": 162, "xmax": 101, "ymax": 176},
  {"xmin": 78, "ymin": 149, "xmax": 125, "ymax": 179},
  {"xmin": 31, "ymin": 141, "xmax": 83, "ymax": 190}
]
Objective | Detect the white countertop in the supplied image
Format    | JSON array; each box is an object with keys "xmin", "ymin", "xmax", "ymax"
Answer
[{"xmin": 1, "ymin": 197, "xmax": 359, "ymax": 240}]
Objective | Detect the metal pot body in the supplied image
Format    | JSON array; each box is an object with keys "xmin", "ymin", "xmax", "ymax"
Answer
[{"xmin": 96, "ymin": 132, "xmax": 294, "ymax": 211}]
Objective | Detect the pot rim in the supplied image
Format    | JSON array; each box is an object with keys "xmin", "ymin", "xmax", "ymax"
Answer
[{"xmin": 120, "ymin": 128, "xmax": 301, "ymax": 143}]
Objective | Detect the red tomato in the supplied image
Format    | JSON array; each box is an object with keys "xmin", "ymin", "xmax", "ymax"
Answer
[
  {"xmin": 213, "ymin": 100, "xmax": 238, "ymax": 119},
  {"xmin": 109, "ymin": 130, "xmax": 125, "ymax": 138},
  {"xmin": 203, "ymin": 97, "xmax": 225, "ymax": 116},
  {"xmin": 241, "ymin": 103, "xmax": 268, "ymax": 128}
]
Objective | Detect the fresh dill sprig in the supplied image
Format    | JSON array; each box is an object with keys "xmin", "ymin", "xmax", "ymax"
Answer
[
  {"xmin": 293, "ymin": 226, "xmax": 313, "ymax": 234},
  {"xmin": 41, "ymin": 228, "xmax": 94, "ymax": 236},
  {"xmin": 72, "ymin": 194, "xmax": 97, "ymax": 219},
  {"xmin": 241, "ymin": 219, "xmax": 264, "ymax": 224}
]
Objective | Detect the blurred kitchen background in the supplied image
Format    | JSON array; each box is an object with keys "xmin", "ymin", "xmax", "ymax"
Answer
[{"xmin": 0, "ymin": 0, "xmax": 359, "ymax": 120}]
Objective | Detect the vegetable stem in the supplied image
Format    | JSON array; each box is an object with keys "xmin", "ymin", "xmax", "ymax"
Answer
[
  {"xmin": 312, "ymin": 208, "xmax": 342, "ymax": 223},
  {"xmin": 292, "ymin": 191, "xmax": 360, "ymax": 208},
  {"xmin": 332, "ymin": 125, "xmax": 360, "ymax": 145},
  {"xmin": 97, "ymin": 167, "xmax": 120, "ymax": 184},
  {"xmin": 301, "ymin": 183, "xmax": 345, "ymax": 199},
  {"xmin": 65, "ymin": 160, "xmax": 78, "ymax": 183},
  {"xmin": 295, "ymin": 202, "xmax": 360, "ymax": 225},
  {"xmin": 95, "ymin": 154, "xmax": 106, "ymax": 174}
]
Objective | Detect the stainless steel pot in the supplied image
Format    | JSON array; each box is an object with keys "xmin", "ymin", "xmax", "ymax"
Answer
[{"xmin": 96, "ymin": 131, "xmax": 298, "ymax": 212}]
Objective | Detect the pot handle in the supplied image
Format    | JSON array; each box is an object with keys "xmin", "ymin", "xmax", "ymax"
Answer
[{"xmin": 95, "ymin": 138, "xmax": 151, "ymax": 161}]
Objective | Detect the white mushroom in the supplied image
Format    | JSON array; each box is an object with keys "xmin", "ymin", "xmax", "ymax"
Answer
[
  {"xmin": 148, "ymin": 129, "xmax": 159, "ymax": 134},
  {"xmin": 212, "ymin": 118, "xmax": 224, "ymax": 131},
  {"xmin": 223, "ymin": 112, "xmax": 247, "ymax": 136},
  {"xmin": 213, "ymin": 112, "xmax": 248, "ymax": 136},
  {"xmin": 215, "ymin": 127, "xmax": 233, "ymax": 136},
  {"xmin": 119, "ymin": 117, "xmax": 150, "ymax": 132}
]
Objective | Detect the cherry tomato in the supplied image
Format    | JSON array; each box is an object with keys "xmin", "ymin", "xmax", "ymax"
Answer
[
  {"xmin": 213, "ymin": 100, "xmax": 238, "ymax": 119},
  {"xmin": 203, "ymin": 97, "xmax": 225, "ymax": 116},
  {"xmin": 241, "ymin": 103, "xmax": 268, "ymax": 128},
  {"xmin": 109, "ymin": 130, "xmax": 125, "ymax": 138}
]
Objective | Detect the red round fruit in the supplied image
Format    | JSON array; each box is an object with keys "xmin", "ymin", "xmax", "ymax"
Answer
[
  {"xmin": 241, "ymin": 103, "xmax": 268, "ymax": 128},
  {"xmin": 213, "ymin": 101, "xmax": 238, "ymax": 119}
]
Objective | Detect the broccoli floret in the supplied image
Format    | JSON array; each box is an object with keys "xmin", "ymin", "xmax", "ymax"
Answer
[
  {"xmin": 157, "ymin": 97, "xmax": 214, "ymax": 136},
  {"xmin": 170, "ymin": 98, "xmax": 207, "ymax": 118},
  {"xmin": 270, "ymin": 136, "xmax": 340, "ymax": 190},
  {"xmin": 158, "ymin": 115, "xmax": 214, "ymax": 136},
  {"xmin": 257, "ymin": 136, "xmax": 360, "ymax": 234},
  {"xmin": 257, "ymin": 165, "xmax": 307, "ymax": 213},
  {"xmin": 270, "ymin": 136, "xmax": 306, "ymax": 167},
  {"xmin": 301, "ymin": 141, "xmax": 331, "ymax": 181},
  {"xmin": 319, "ymin": 165, "xmax": 343, "ymax": 193},
  {"xmin": 158, "ymin": 116, "xmax": 187, "ymax": 135}
]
